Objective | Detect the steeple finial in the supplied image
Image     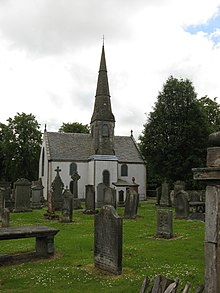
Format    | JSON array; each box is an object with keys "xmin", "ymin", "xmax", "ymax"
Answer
[{"xmin": 102, "ymin": 35, "xmax": 105, "ymax": 46}]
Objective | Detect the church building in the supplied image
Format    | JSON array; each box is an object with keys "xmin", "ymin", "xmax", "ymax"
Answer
[{"xmin": 39, "ymin": 44, "xmax": 146, "ymax": 203}]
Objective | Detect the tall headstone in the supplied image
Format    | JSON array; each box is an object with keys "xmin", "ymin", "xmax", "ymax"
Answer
[
  {"xmin": 175, "ymin": 190, "xmax": 189, "ymax": 219},
  {"xmin": 160, "ymin": 179, "xmax": 171, "ymax": 206},
  {"xmin": 31, "ymin": 180, "xmax": 44, "ymax": 209},
  {"xmin": 13, "ymin": 178, "xmax": 32, "ymax": 212},
  {"xmin": 61, "ymin": 187, "xmax": 73, "ymax": 223},
  {"xmin": 103, "ymin": 187, "xmax": 116, "ymax": 209},
  {"xmin": 124, "ymin": 190, "xmax": 139, "ymax": 219},
  {"xmin": 156, "ymin": 210, "xmax": 173, "ymax": 239},
  {"xmin": 94, "ymin": 205, "xmax": 122, "ymax": 275},
  {"xmin": 51, "ymin": 166, "xmax": 64, "ymax": 210},
  {"xmin": 193, "ymin": 130, "xmax": 220, "ymax": 292},
  {"xmin": 156, "ymin": 186, "xmax": 162, "ymax": 205},
  {"xmin": 173, "ymin": 180, "xmax": 186, "ymax": 206},
  {"xmin": 96, "ymin": 183, "xmax": 107, "ymax": 208},
  {"xmin": 118, "ymin": 190, "xmax": 125, "ymax": 207},
  {"xmin": 84, "ymin": 185, "xmax": 96, "ymax": 214}
]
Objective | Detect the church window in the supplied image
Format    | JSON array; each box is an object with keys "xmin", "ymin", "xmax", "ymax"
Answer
[
  {"xmin": 121, "ymin": 164, "xmax": 128, "ymax": 176},
  {"xmin": 69, "ymin": 162, "xmax": 77, "ymax": 176},
  {"xmin": 41, "ymin": 148, "xmax": 45, "ymax": 177},
  {"xmin": 102, "ymin": 124, "xmax": 109, "ymax": 137},
  {"xmin": 103, "ymin": 170, "xmax": 110, "ymax": 186}
]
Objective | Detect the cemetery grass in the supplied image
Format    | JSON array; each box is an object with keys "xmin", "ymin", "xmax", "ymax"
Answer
[{"xmin": 0, "ymin": 200, "xmax": 204, "ymax": 292}]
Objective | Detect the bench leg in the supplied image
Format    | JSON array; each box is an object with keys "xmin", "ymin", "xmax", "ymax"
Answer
[{"xmin": 35, "ymin": 236, "xmax": 55, "ymax": 257}]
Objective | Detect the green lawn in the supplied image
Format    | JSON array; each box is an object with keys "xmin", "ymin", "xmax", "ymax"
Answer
[{"xmin": 0, "ymin": 200, "xmax": 204, "ymax": 292}]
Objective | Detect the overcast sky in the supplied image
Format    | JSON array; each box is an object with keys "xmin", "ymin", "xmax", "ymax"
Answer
[{"xmin": 0, "ymin": 0, "xmax": 220, "ymax": 140}]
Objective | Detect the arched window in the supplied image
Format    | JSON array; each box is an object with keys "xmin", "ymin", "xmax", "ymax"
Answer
[
  {"xmin": 102, "ymin": 124, "xmax": 109, "ymax": 137},
  {"xmin": 69, "ymin": 162, "xmax": 77, "ymax": 176},
  {"xmin": 121, "ymin": 164, "xmax": 128, "ymax": 176},
  {"xmin": 41, "ymin": 148, "xmax": 45, "ymax": 177},
  {"xmin": 103, "ymin": 170, "xmax": 110, "ymax": 186}
]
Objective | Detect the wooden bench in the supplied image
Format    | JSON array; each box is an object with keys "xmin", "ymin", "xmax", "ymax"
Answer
[{"xmin": 0, "ymin": 226, "xmax": 59, "ymax": 260}]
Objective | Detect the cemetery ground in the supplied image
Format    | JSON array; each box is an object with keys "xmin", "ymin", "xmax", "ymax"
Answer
[{"xmin": 0, "ymin": 200, "xmax": 204, "ymax": 292}]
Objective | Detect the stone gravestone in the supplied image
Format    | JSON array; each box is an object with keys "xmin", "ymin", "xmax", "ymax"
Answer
[
  {"xmin": 0, "ymin": 187, "xmax": 5, "ymax": 210},
  {"xmin": 13, "ymin": 178, "xmax": 32, "ymax": 212},
  {"xmin": 156, "ymin": 186, "xmax": 162, "ymax": 205},
  {"xmin": 193, "ymin": 130, "xmax": 220, "ymax": 293},
  {"xmin": 31, "ymin": 180, "xmax": 44, "ymax": 209},
  {"xmin": 44, "ymin": 188, "xmax": 59, "ymax": 220},
  {"xmin": 175, "ymin": 190, "xmax": 189, "ymax": 219},
  {"xmin": 0, "ymin": 181, "xmax": 12, "ymax": 210},
  {"xmin": 72, "ymin": 198, "xmax": 82, "ymax": 210},
  {"xmin": 51, "ymin": 166, "xmax": 64, "ymax": 210},
  {"xmin": 1, "ymin": 208, "xmax": 10, "ymax": 227},
  {"xmin": 71, "ymin": 171, "xmax": 80, "ymax": 198},
  {"xmin": 173, "ymin": 180, "xmax": 185, "ymax": 206},
  {"xmin": 160, "ymin": 179, "xmax": 171, "ymax": 206},
  {"xmin": 103, "ymin": 187, "xmax": 116, "ymax": 209},
  {"xmin": 84, "ymin": 185, "xmax": 96, "ymax": 214},
  {"xmin": 124, "ymin": 190, "xmax": 139, "ymax": 219},
  {"xmin": 61, "ymin": 187, "xmax": 73, "ymax": 223},
  {"xmin": 156, "ymin": 210, "xmax": 173, "ymax": 239},
  {"xmin": 96, "ymin": 183, "xmax": 107, "ymax": 208},
  {"xmin": 94, "ymin": 205, "xmax": 122, "ymax": 275}
]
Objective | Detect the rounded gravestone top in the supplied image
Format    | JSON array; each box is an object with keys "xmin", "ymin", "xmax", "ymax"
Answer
[{"xmin": 209, "ymin": 131, "xmax": 220, "ymax": 147}]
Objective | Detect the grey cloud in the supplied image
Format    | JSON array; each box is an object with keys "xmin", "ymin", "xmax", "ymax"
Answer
[{"xmin": 0, "ymin": 0, "xmax": 146, "ymax": 56}]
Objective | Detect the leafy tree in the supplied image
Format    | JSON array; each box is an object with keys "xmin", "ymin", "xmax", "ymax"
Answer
[
  {"xmin": 197, "ymin": 96, "xmax": 220, "ymax": 133},
  {"xmin": 59, "ymin": 122, "xmax": 90, "ymax": 134},
  {"xmin": 139, "ymin": 76, "xmax": 210, "ymax": 188},
  {"xmin": 0, "ymin": 113, "xmax": 42, "ymax": 182}
]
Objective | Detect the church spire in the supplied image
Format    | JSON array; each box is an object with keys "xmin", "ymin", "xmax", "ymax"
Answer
[
  {"xmin": 91, "ymin": 44, "xmax": 115, "ymax": 123},
  {"xmin": 90, "ymin": 43, "xmax": 115, "ymax": 155}
]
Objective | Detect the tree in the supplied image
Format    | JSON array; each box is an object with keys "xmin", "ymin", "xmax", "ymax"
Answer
[
  {"xmin": 59, "ymin": 122, "xmax": 90, "ymax": 134},
  {"xmin": 0, "ymin": 113, "xmax": 42, "ymax": 182},
  {"xmin": 196, "ymin": 96, "xmax": 220, "ymax": 133},
  {"xmin": 139, "ymin": 76, "xmax": 210, "ymax": 188}
]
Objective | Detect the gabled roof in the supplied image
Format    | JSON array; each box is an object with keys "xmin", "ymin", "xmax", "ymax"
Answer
[{"xmin": 44, "ymin": 132, "xmax": 145, "ymax": 164}]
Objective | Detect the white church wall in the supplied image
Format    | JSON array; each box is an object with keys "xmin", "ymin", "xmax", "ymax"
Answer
[{"xmin": 118, "ymin": 163, "xmax": 146, "ymax": 200}]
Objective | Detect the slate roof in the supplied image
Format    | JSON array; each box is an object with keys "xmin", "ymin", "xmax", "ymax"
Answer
[{"xmin": 45, "ymin": 132, "xmax": 145, "ymax": 164}]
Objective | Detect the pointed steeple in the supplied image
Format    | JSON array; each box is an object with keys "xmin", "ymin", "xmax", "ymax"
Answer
[{"xmin": 91, "ymin": 45, "xmax": 115, "ymax": 123}]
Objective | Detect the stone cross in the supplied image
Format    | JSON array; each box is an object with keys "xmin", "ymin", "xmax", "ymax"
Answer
[
  {"xmin": 71, "ymin": 171, "xmax": 81, "ymax": 198},
  {"xmin": 193, "ymin": 130, "xmax": 220, "ymax": 292}
]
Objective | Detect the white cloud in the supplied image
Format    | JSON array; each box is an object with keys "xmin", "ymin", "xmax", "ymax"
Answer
[{"xmin": 0, "ymin": 0, "xmax": 220, "ymax": 140}]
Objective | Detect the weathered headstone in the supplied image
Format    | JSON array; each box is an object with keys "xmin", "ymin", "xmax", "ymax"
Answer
[
  {"xmin": 175, "ymin": 190, "xmax": 189, "ymax": 219},
  {"xmin": 31, "ymin": 180, "xmax": 44, "ymax": 209},
  {"xmin": 160, "ymin": 179, "xmax": 171, "ymax": 206},
  {"xmin": 96, "ymin": 183, "xmax": 107, "ymax": 208},
  {"xmin": 61, "ymin": 188, "xmax": 73, "ymax": 223},
  {"xmin": 72, "ymin": 198, "xmax": 82, "ymax": 210},
  {"xmin": 1, "ymin": 208, "xmax": 10, "ymax": 227},
  {"xmin": 51, "ymin": 166, "xmax": 64, "ymax": 210},
  {"xmin": 156, "ymin": 210, "xmax": 173, "ymax": 239},
  {"xmin": 71, "ymin": 171, "xmax": 81, "ymax": 198},
  {"xmin": 173, "ymin": 180, "xmax": 185, "ymax": 207},
  {"xmin": 193, "ymin": 130, "xmax": 220, "ymax": 292},
  {"xmin": 44, "ymin": 188, "xmax": 59, "ymax": 220},
  {"xmin": 103, "ymin": 187, "xmax": 116, "ymax": 208},
  {"xmin": 0, "ymin": 181, "xmax": 12, "ymax": 210},
  {"xmin": 156, "ymin": 186, "xmax": 162, "ymax": 205},
  {"xmin": 118, "ymin": 190, "xmax": 125, "ymax": 207},
  {"xmin": 94, "ymin": 205, "xmax": 122, "ymax": 275},
  {"xmin": 13, "ymin": 178, "xmax": 32, "ymax": 212},
  {"xmin": 0, "ymin": 187, "xmax": 5, "ymax": 211},
  {"xmin": 84, "ymin": 185, "xmax": 96, "ymax": 214},
  {"xmin": 124, "ymin": 190, "xmax": 139, "ymax": 219}
]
